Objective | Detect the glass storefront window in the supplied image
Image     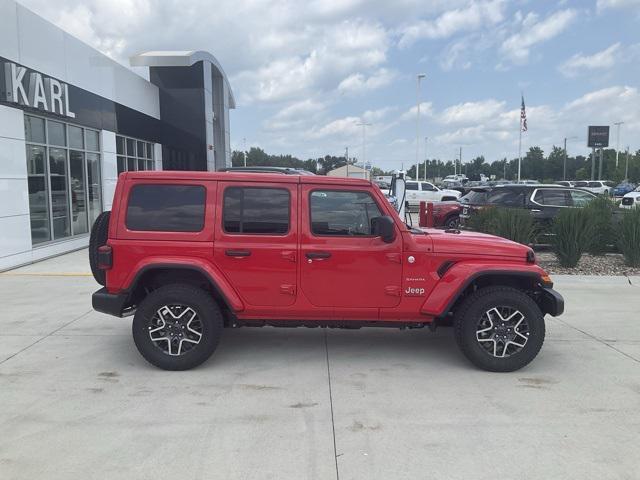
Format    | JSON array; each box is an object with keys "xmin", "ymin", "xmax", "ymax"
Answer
[
  {"xmin": 26, "ymin": 145, "xmax": 50, "ymax": 244},
  {"xmin": 86, "ymin": 130, "xmax": 100, "ymax": 152},
  {"xmin": 25, "ymin": 116, "xmax": 46, "ymax": 143},
  {"xmin": 69, "ymin": 126, "xmax": 84, "ymax": 149},
  {"xmin": 116, "ymin": 135, "xmax": 155, "ymax": 172},
  {"xmin": 48, "ymin": 121, "xmax": 66, "ymax": 146},
  {"xmin": 70, "ymin": 151, "xmax": 88, "ymax": 235},
  {"xmin": 87, "ymin": 153, "xmax": 102, "ymax": 227},
  {"xmin": 49, "ymin": 147, "xmax": 70, "ymax": 239},
  {"xmin": 24, "ymin": 114, "xmax": 102, "ymax": 245}
]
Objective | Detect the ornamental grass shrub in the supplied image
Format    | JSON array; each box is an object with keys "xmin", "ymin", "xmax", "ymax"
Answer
[
  {"xmin": 584, "ymin": 195, "xmax": 615, "ymax": 256},
  {"xmin": 468, "ymin": 207, "xmax": 536, "ymax": 245},
  {"xmin": 552, "ymin": 208, "xmax": 595, "ymax": 268},
  {"xmin": 618, "ymin": 208, "xmax": 640, "ymax": 267}
]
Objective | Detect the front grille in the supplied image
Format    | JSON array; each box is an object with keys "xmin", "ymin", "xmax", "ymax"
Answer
[{"xmin": 622, "ymin": 197, "xmax": 634, "ymax": 205}]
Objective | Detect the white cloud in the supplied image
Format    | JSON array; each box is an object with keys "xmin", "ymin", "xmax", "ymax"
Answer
[
  {"xmin": 399, "ymin": 102, "xmax": 434, "ymax": 122},
  {"xmin": 559, "ymin": 43, "xmax": 621, "ymax": 77},
  {"xmin": 338, "ymin": 68, "xmax": 397, "ymax": 95},
  {"xmin": 438, "ymin": 99, "xmax": 506, "ymax": 125},
  {"xmin": 501, "ymin": 9, "xmax": 577, "ymax": 64},
  {"xmin": 263, "ymin": 99, "xmax": 327, "ymax": 132},
  {"xmin": 597, "ymin": 0, "xmax": 640, "ymax": 12},
  {"xmin": 398, "ymin": 0, "xmax": 505, "ymax": 47}
]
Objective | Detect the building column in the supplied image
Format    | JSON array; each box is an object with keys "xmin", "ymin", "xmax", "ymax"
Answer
[
  {"xmin": 100, "ymin": 130, "xmax": 118, "ymax": 211},
  {"xmin": 0, "ymin": 105, "xmax": 31, "ymax": 271}
]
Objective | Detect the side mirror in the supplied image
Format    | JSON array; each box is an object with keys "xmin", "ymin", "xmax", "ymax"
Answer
[{"xmin": 371, "ymin": 216, "xmax": 396, "ymax": 243}]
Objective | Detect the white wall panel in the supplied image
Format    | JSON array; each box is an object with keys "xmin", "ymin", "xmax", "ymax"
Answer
[
  {"xmin": 154, "ymin": 143, "xmax": 162, "ymax": 170},
  {"xmin": 0, "ymin": 214, "xmax": 31, "ymax": 258},
  {"xmin": 101, "ymin": 130, "xmax": 117, "ymax": 155},
  {"xmin": 0, "ymin": 179, "xmax": 29, "ymax": 217},
  {"xmin": 0, "ymin": 0, "xmax": 20, "ymax": 62},
  {"xmin": 102, "ymin": 179, "xmax": 117, "ymax": 211},
  {"xmin": 113, "ymin": 65, "xmax": 160, "ymax": 119},
  {"xmin": 0, "ymin": 137, "xmax": 28, "ymax": 179},
  {"xmin": 63, "ymin": 33, "xmax": 115, "ymax": 101},
  {"xmin": 16, "ymin": 4, "xmax": 67, "ymax": 81},
  {"xmin": 0, "ymin": 105, "xmax": 25, "ymax": 141}
]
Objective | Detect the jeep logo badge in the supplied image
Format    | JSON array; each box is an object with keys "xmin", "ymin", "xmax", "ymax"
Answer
[{"xmin": 404, "ymin": 287, "xmax": 425, "ymax": 296}]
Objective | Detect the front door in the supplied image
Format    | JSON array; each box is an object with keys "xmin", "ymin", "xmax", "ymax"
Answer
[
  {"xmin": 299, "ymin": 186, "xmax": 403, "ymax": 309},
  {"xmin": 214, "ymin": 181, "xmax": 298, "ymax": 307}
]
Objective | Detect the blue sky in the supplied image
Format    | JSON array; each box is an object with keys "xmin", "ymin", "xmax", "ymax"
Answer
[{"xmin": 21, "ymin": 0, "xmax": 640, "ymax": 171}]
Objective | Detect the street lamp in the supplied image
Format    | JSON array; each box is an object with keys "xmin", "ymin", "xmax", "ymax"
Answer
[
  {"xmin": 614, "ymin": 121, "xmax": 624, "ymax": 168},
  {"xmin": 416, "ymin": 73, "xmax": 426, "ymax": 181},
  {"xmin": 563, "ymin": 136, "xmax": 578, "ymax": 180},
  {"xmin": 356, "ymin": 122, "xmax": 371, "ymax": 179},
  {"xmin": 423, "ymin": 137, "xmax": 428, "ymax": 181}
]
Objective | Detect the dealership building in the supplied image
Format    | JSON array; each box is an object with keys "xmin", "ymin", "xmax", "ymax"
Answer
[{"xmin": 0, "ymin": 0, "xmax": 235, "ymax": 270}]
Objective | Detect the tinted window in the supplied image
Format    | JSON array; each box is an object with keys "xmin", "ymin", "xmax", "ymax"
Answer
[
  {"xmin": 460, "ymin": 190, "xmax": 489, "ymax": 205},
  {"xmin": 534, "ymin": 189, "xmax": 569, "ymax": 206},
  {"xmin": 587, "ymin": 182, "xmax": 601, "ymax": 188},
  {"xmin": 574, "ymin": 181, "xmax": 588, "ymax": 187},
  {"xmin": 570, "ymin": 190, "xmax": 595, "ymax": 207},
  {"xmin": 406, "ymin": 182, "xmax": 418, "ymax": 190},
  {"xmin": 421, "ymin": 183, "xmax": 435, "ymax": 191},
  {"xmin": 126, "ymin": 184, "xmax": 205, "ymax": 232},
  {"xmin": 487, "ymin": 188, "xmax": 525, "ymax": 207},
  {"xmin": 310, "ymin": 190, "xmax": 383, "ymax": 236},
  {"xmin": 223, "ymin": 187, "xmax": 289, "ymax": 234}
]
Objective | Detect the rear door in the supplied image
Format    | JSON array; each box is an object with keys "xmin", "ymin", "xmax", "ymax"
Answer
[
  {"xmin": 214, "ymin": 181, "xmax": 298, "ymax": 307},
  {"xmin": 530, "ymin": 188, "xmax": 571, "ymax": 224}
]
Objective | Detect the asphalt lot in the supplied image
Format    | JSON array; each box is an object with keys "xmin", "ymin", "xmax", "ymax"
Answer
[{"xmin": 1, "ymin": 249, "xmax": 639, "ymax": 480}]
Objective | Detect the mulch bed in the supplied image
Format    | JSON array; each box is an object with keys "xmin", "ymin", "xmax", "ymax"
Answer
[{"xmin": 536, "ymin": 251, "xmax": 640, "ymax": 276}]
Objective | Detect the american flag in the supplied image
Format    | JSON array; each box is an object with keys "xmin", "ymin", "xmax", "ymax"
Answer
[{"xmin": 520, "ymin": 95, "xmax": 527, "ymax": 132}]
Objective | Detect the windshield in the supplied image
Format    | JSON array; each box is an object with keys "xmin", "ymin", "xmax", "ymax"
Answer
[{"xmin": 460, "ymin": 190, "xmax": 489, "ymax": 204}]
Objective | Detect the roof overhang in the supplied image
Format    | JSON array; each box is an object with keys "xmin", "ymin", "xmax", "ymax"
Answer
[{"xmin": 130, "ymin": 50, "xmax": 235, "ymax": 108}]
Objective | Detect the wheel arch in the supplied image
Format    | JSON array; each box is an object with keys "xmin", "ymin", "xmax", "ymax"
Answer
[
  {"xmin": 422, "ymin": 266, "xmax": 547, "ymax": 318},
  {"xmin": 126, "ymin": 262, "xmax": 244, "ymax": 314}
]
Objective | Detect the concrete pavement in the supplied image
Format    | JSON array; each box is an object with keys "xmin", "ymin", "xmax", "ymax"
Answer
[{"xmin": 0, "ymin": 249, "xmax": 639, "ymax": 479}]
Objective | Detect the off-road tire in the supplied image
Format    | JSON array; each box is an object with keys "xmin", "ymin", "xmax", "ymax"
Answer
[
  {"xmin": 89, "ymin": 211, "xmax": 110, "ymax": 285},
  {"xmin": 444, "ymin": 215, "xmax": 460, "ymax": 229},
  {"xmin": 132, "ymin": 284, "xmax": 223, "ymax": 370},
  {"xmin": 454, "ymin": 286, "xmax": 545, "ymax": 372}
]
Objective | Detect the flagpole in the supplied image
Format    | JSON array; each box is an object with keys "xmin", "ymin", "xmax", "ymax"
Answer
[{"xmin": 518, "ymin": 92, "xmax": 524, "ymax": 183}]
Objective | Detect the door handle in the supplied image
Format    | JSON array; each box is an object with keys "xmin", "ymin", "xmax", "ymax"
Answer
[
  {"xmin": 305, "ymin": 251, "xmax": 331, "ymax": 260},
  {"xmin": 225, "ymin": 249, "xmax": 251, "ymax": 257}
]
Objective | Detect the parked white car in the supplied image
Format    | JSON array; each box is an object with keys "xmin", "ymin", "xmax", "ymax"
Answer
[
  {"xmin": 574, "ymin": 180, "xmax": 615, "ymax": 196},
  {"xmin": 405, "ymin": 181, "xmax": 461, "ymax": 209},
  {"xmin": 620, "ymin": 186, "xmax": 640, "ymax": 209}
]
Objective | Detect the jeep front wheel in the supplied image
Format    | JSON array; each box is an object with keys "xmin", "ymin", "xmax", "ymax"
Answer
[
  {"xmin": 132, "ymin": 284, "xmax": 223, "ymax": 370},
  {"xmin": 454, "ymin": 286, "xmax": 545, "ymax": 372}
]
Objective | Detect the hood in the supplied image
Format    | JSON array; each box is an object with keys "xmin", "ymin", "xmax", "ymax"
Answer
[
  {"xmin": 422, "ymin": 228, "xmax": 531, "ymax": 259},
  {"xmin": 441, "ymin": 188, "xmax": 461, "ymax": 196},
  {"xmin": 623, "ymin": 191, "xmax": 640, "ymax": 198}
]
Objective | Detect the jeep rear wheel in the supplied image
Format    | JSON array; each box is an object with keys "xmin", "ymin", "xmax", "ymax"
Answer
[
  {"xmin": 132, "ymin": 284, "xmax": 223, "ymax": 370},
  {"xmin": 454, "ymin": 286, "xmax": 545, "ymax": 372}
]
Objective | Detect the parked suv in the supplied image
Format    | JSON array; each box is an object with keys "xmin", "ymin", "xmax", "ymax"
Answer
[
  {"xmin": 460, "ymin": 184, "xmax": 596, "ymax": 228},
  {"xmin": 405, "ymin": 181, "xmax": 461, "ymax": 210},
  {"xmin": 91, "ymin": 172, "xmax": 563, "ymax": 372}
]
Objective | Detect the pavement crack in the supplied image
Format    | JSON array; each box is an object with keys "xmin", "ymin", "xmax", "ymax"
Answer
[
  {"xmin": 0, "ymin": 309, "xmax": 93, "ymax": 366},
  {"xmin": 556, "ymin": 317, "xmax": 640, "ymax": 364},
  {"xmin": 324, "ymin": 329, "xmax": 340, "ymax": 480}
]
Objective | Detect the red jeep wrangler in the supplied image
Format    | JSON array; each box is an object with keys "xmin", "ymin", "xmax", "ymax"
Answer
[{"xmin": 91, "ymin": 171, "xmax": 563, "ymax": 372}]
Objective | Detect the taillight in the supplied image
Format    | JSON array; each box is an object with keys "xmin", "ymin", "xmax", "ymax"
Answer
[{"xmin": 97, "ymin": 245, "xmax": 113, "ymax": 269}]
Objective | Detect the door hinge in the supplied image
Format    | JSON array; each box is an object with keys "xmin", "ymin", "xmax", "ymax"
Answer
[
  {"xmin": 280, "ymin": 284, "xmax": 296, "ymax": 295},
  {"xmin": 281, "ymin": 250, "xmax": 296, "ymax": 262},
  {"xmin": 384, "ymin": 286, "xmax": 401, "ymax": 297},
  {"xmin": 386, "ymin": 253, "xmax": 401, "ymax": 263}
]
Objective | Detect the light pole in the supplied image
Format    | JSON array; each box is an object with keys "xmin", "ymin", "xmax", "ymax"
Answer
[
  {"xmin": 356, "ymin": 122, "xmax": 371, "ymax": 179},
  {"xmin": 423, "ymin": 137, "xmax": 428, "ymax": 181},
  {"xmin": 625, "ymin": 146, "xmax": 630, "ymax": 180},
  {"xmin": 563, "ymin": 136, "xmax": 577, "ymax": 180},
  {"xmin": 614, "ymin": 121, "xmax": 624, "ymax": 168},
  {"xmin": 416, "ymin": 73, "xmax": 426, "ymax": 181},
  {"xmin": 242, "ymin": 137, "xmax": 247, "ymax": 167}
]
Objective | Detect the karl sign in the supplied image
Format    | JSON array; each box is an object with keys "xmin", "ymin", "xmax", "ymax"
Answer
[{"xmin": 3, "ymin": 62, "xmax": 76, "ymax": 118}]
